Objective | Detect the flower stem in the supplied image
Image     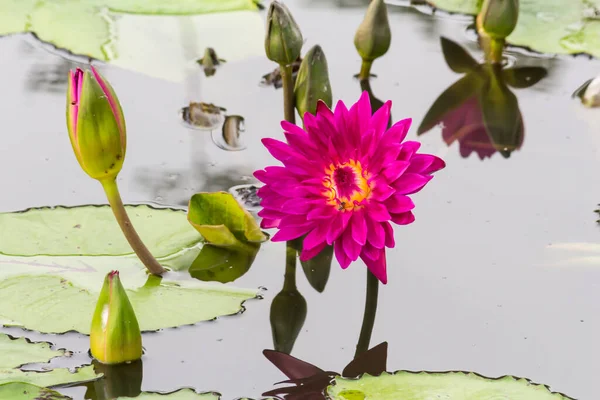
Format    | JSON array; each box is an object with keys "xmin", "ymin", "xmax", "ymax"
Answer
[
  {"xmin": 101, "ymin": 179, "xmax": 166, "ymax": 276},
  {"xmin": 280, "ymin": 63, "xmax": 296, "ymax": 124},
  {"xmin": 358, "ymin": 60, "xmax": 373, "ymax": 81},
  {"xmin": 283, "ymin": 241, "xmax": 297, "ymax": 292},
  {"xmin": 354, "ymin": 269, "xmax": 379, "ymax": 358}
]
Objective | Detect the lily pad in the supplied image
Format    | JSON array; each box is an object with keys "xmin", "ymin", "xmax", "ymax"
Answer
[
  {"xmin": 327, "ymin": 371, "xmax": 573, "ymax": 399},
  {"xmin": 0, "ymin": 383, "xmax": 71, "ymax": 400},
  {"xmin": 117, "ymin": 388, "xmax": 219, "ymax": 399},
  {"xmin": 0, "ymin": 1, "xmax": 263, "ymax": 81},
  {"xmin": 0, "ymin": 333, "xmax": 64, "ymax": 369},
  {"xmin": 0, "ymin": 365, "xmax": 98, "ymax": 388},
  {"xmin": 0, "ymin": 205, "xmax": 258, "ymax": 334},
  {"xmin": 420, "ymin": 0, "xmax": 600, "ymax": 58},
  {"xmin": 188, "ymin": 192, "xmax": 268, "ymax": 247}
]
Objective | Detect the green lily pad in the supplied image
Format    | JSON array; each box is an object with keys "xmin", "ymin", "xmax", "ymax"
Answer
[
  {"xmin": 0, "ymin": 333, "xmax": 64, "ymax": 369},
  {"xmin": 421, "ymin": 0, "xmax": 600, "ymax": 58},
  {"xmin": 0, "ymin": 205, "xmax": 258, "ymax": 334},
  {"xmin": 0, "ymin": 0, "xmax": 263, "ymax": 81},
  {"xmin": 188, "ymin": 192, "xmax": 268, "ymax": 247},
  {"xmin": 0, "ymin": 365, "xmax": 98, "ymax": 388},
  {"xmin": 0, "ymin": 383, "xmax": 71, "ymax": 400},
  {"xmin": 116, "ymin": 388, "xmax": 219, "ymax": 399},
  {"xmin": 327, "ymin": 371, "xmax": 573, "ymax": 399}
]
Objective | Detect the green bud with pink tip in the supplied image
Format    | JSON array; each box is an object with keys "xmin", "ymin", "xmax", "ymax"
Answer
[
  {"xmin": 479, "ymin": 0, "xmax": 519, "ymax": 41},
  {"xmin": 65, "ymin": 67, "xmax": 165, "ymax": 276},
  {"xmin": 67, "ymin": 67, "xmax": 126, "ymax": 181},
  {"xmin": 90, "ymin": 271, "xmax": 142, "ymax": 365}
]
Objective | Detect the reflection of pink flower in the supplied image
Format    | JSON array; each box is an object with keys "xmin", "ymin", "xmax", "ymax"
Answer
[
  {"xmin": 441, "ymin": 97, "xmax": 523, "ymax": 160},
  {"xmin": 254, "ymin": 92, "xmax": 445, "ymax": 284}
]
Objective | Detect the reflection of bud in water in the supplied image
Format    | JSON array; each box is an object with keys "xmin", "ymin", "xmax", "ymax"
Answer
[
  {"xmin": 197, "ymin": 48, "xmax": 225, "ymax": 77},
  {"xmin": 87, "ymin": 359, "xmax": 143, "ymax": 400},
  {"xmin": 90, "ymin": 271, "xmax": 142, "ymax": 365},
  {"xmin": 270, "ymin": 287, "xmax": 307, "ymax": 354},
  {"xmin": 479, "ymin": 64, "xmax": 523, "ymax": 158},
  {"xmin": 354, "ymin": 0, "xmax": 391, "ymax": 62},
  {"xmin": 294, "ymin": 45, "xmax": 332, "ymax": 120},
  {"xmin": 479, "ymin": 0, "xmax": 519, "ymax": 40},
  {"xmin": 265, "ymin": 1, "xmax": 303, "ymax": 66}
]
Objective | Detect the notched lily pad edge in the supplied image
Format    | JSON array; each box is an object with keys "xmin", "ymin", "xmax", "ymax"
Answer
[
  {"xmin": 1, "ymin": 332, "xmax": 71, "ymax": 368},
  {"xmin": 0, "ymin": 203, "xmax": 195, "ymax": 258},
  {"xmin": 326, "ymin": 369, "xmax": 576, "ymax": 399},
  {"xmin": 403, "ymin": 1, "xmax": 599, "ymax": 61}
]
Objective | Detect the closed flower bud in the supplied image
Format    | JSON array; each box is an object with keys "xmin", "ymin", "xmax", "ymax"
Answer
[
  {"xmin": 265, "ymin": 1, "xmax": 303, "ymax": 65},
  {"xmin": 354, "ymin": 0, "xmax": 391, "ymax": 62},
  {"xmin": 480, "ymin": 0, "xmax": 519, "ymax": 40},
  {"xmin": 294, "ymin": 45, "xmax": 332, "ymax": 119},
  {"xmin": 270, "ymin": 287, "xmax": 307, "ymax": 354},
  {"xmin": 90, "ymin": 271, "xmax": 142, "ymax": 365},
  {"xmin": 67, "ymin": 67, "xmax": 126, "ymax": 181}
]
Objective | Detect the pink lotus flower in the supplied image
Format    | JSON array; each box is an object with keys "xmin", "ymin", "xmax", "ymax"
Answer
[{"xmin": 254, "ymin": 92, "xmax": 445, "ymax": 284}]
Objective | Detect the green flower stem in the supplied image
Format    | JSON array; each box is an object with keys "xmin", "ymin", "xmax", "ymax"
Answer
[
  {"xmin": 354, "ymin": 268, "xmax": 379, "ymax": 358},
  {"xmin": 359, "ymin": 60, "xmax": 373, "ymax": 81},
  {"xmin": 283, "ymin": 241, "xmax": 297, "ymax": 292},
  {"xmin": 280, "ymin": 63, "xmax": 296, "ymax": 124},
  {"xmin": 101, "ymin": 179, "xmax": 166, "ymax": 276}
]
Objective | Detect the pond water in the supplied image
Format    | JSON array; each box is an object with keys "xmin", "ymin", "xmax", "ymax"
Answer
[{"xmin": 1, "ymin": 0, "xmax": 599, "ymax": 399}]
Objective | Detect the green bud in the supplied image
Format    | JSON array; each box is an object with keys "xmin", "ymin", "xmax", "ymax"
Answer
[
  {"xmin": 354, "ymin": 0, "xmax": 391, "ymax": 62},
  {"xmin": 90, "ymin": 271, "xmax": 142, "ymax": 365},
  {"xmin": 294, "ymin": 45, "xmax": 333, "ymax": 119},
  {"xmin": 67, "ymin": 67, "xmax": 126, "ymax": 181},
  {"xmin": 480, "ymin": 0, "xmax": 519, "ymax": 40},
  {"xmin": 265, "ymin": 1, "xmax": 303, "ymax": 65}
]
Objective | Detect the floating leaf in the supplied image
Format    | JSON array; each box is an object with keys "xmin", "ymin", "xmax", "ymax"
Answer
[
  {"xmin": 188, "ymin": 192, "xmax": 268, "ymax": 247},
  {"xmin": 0, "ymin": 1, "xmax": 263, "ymax": 81},
  {"xmin": 0, "ymin": 205, "xmax": 258, "ymax": 334},
  {"xmin": 0, "ymin": 383, "xmax": 70, "ymax": 400},
  {"xmin": 116, "ymin": 388, "xmax": 219, "ymax": 399},
  {"xmin": 327, "ymin": 371, "xmax": 573, "ymax": 399},
  {"xmin": 0, "ymin": 333, "xmax": 64, "ymax": 369},
  {"xmin": 0, "ymin": 365, "xmax": 98, "ymax": 388},
  {"xmin": 421, "ymin": 0, "xmax": 600, "ymax": 58},
  {"xmin": 189, "ymin": 244, "xmax": 260, "ymax": 283}
]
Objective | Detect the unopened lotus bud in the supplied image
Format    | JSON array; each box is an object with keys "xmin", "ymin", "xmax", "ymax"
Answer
[
  {"xmin": 66, "ymin": 67, "xmax": 126, "ymax": 181},
  {"xmin": 354, "ymin": 0, "xmax": 391, "ymax": 62},
  {"xmin": 265, "ymin": 1, "xmax": 303, "ymax": 66},
  {"xmin": 294, "ymin": 45, "xmax": 332, "ymax": 119},
  {"xmin": 90, "ymin": 271, "xmax": 142, "ymax": 365},
  {"xmin": 480, "ymin": 0, "xmax": 519, "ymax": 40}
]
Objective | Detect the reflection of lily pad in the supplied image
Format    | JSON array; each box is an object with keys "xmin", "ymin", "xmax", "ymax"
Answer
[
  {"xmin": 420, "ymin": 0, "xmax": 600, "ymax": 58},
  {"xmin": 116, "ymin": 388, "xmax": 219, "ymax": 399},
  {"xmin": 188, "ymin": 192, "xmax": 268, "ymax": 247},
  {"xmin": 0, "ymin": 205, "xmax": 258, "ymax": 334},
  {"xmin": 0, "ymin": 383, "xmax": 70, "ymax": 400},
  {"xmin": 328, "ymin": 371, "xmax": 573, "ymax": 399}
]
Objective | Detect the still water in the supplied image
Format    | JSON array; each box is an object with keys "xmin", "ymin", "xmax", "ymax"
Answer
[{"xmin": 1, "ymin": 0, "xmax": 599, "ymax": 399}]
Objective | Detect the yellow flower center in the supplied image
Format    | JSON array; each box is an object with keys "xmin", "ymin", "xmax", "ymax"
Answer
[{"xmin": 323, "ymin": 160, "xmax": 372, "ymax": 211}]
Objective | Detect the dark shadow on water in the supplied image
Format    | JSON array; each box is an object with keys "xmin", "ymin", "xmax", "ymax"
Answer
[{"xmin": 418, "ymin": 37, "xmax": 547, "ymax": 160}]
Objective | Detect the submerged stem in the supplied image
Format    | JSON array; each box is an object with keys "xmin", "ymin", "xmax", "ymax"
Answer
[
  {"xmin": 283, "ymin": 241, "xmax": 298, "ymax": 292},
  {"xmin": 354, "ymin": 269, "xmax": 379, "ymax": 358},
  {"xmin": 358, "ymin": 60, "xmax": 373, "ymax": 81},
  {"xmin": 101, "ymin": 179, "xmax": 166, "ymax": 276},
  {"xmin": 280, "ymin": 63, "xmax": 296, "ymax": 124}
]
